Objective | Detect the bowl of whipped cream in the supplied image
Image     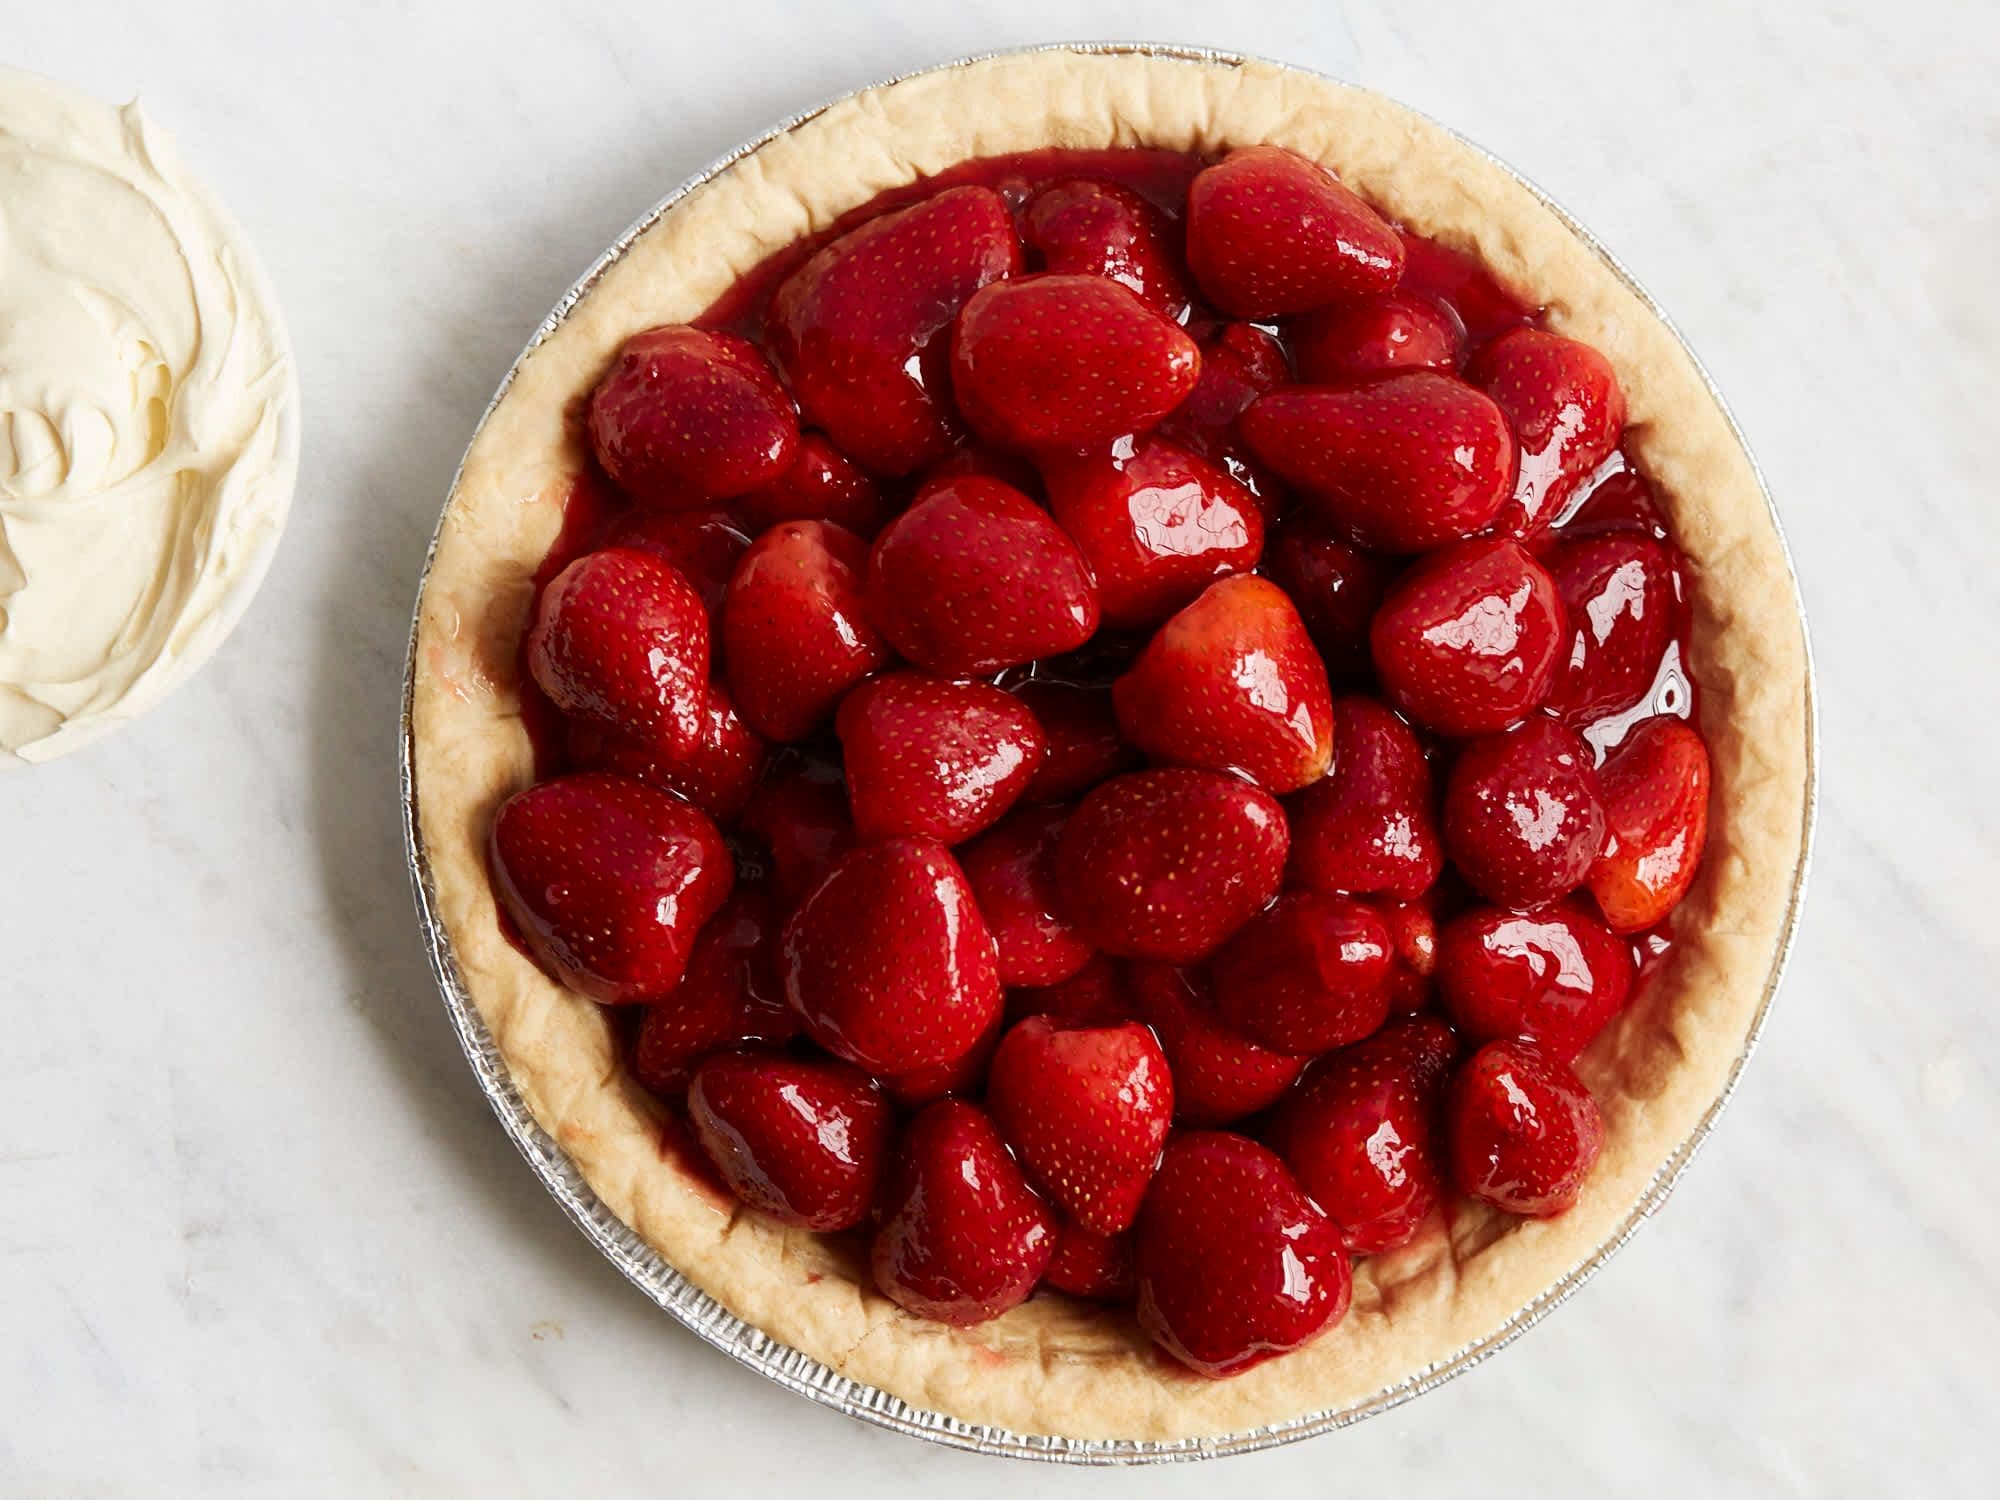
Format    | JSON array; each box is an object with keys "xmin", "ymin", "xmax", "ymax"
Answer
[{"xmin": 0, "ymin": 68, "xmax": 299, "ymax": 767}]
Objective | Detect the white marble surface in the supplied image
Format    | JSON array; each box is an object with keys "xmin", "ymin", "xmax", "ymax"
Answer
[{"xmin": 5, "ymin": 1, "xmax": 1996, "ymax": 1492}]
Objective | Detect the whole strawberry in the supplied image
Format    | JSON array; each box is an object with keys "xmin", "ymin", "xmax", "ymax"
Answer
[
  {"xmin": 836, "ymin": 672, "xmax": 1046, "ymax": 844},
  {"xmin": 1436, "ymin": 902, "xmax": 1633, "ymax": 1060},
  {"xmin": 952, "ymin": 274, "xmax": 1200, "ymax": 450},
  {"xmin": 780, "ymin": 837, "xmax": 1002, "ymax": 1075},
  {"xmin": 1469, "ymin": 327, "xmax": 1627, "ymax": 536},
  {"xmin": 1587, "ymin": 716, "xmax": 1711, "ymax": 931},
  {"xmin": 1156, "ymin": 321, "xmax": 1292, "ymax": 516},
  {"xmin": 594, "ymin": 506, "xmax": 750, "ymax": 616},
  {"xmin": 721, "ymin": 520, "xmax": 889, "ymax": 742},
  {"xmin": 1289, "ymin": 290, "xmax": 1466, "ymax": 383},
  {"xmin": 769, "ymin": 185, "xmax": 1019, "ymax": 475},
  {"xmin": 865, "ymin": 476, "xmax": 1099, "ymax": 675},
  {"xmin": 1112, "ymin": 575, "xmax": 1334, "ymax": 794},
  {"xmin": 489, "ymin": 772, "xmax": 732, "ymax": 1004},
  {"xmin": 1125, "ymin": 962, "xmax": 1302, "ymax": 1126},
  {"xmin": 1370, "ymin": 537, "xmax": 1566, "ymax": 736},
  {"xmin": 1267, "ymin": 1015, "xmax": 1460, "ymax": 1252},
  {"xmin": 1263, "ymin": 515, "xmax": 1393, "ymax": 684},
  {"xmin": 1544, "ymin": 531, "xmax": 1688, "ymax": 727},
  {"xmin": 1058, "ymin": 768, "xmax": 1289, "ymax": 963},
  {"xmin": 958, "ymin": 806, "xmax": 1096, "ymax": 987},
  {"xmin": 1022, "ymin": 177, "xmax": 1191, "ymax": 320},
  {"xmin": 737, "ymin": 753, "xmax": 852, "ymax": 900},
  {"xmin": 1042, "ymin": 1221, "xmax": 1138, "ymax": 1300},
  {"xmin": 1443, "ymin": 715, "xmax": 1607, "ymax": 909},
  {"xmin": 1242, "ymin": 373, "xmax": 1515, "ymax": 552},
  {"xmin": 588, "ymin": 325, "xmax": 798, "ymax": 504},
  {"xmin": 1041, "ymin": 435, "xmax": 1264, "ymax": 631},
  {"xmin": 528, "ymin": 548, "xmax": 709, "ymax": 752},
  {"xmin": 872, "ymin": 1100, "xmax": 1056, "ymax": 1326},
  {"xmin": 1007, "ymin": 953, "xmax": 1133, "ymax": 1029},
  {"xmin": 1185, "ymin": 146, "xmax": 1403, "ymax": 316},
  {"xmin": 1012, "ymin": 680, "xmax": 1138, "ymax": 804},
  {"xmin": 631, "ymin": 873, "xmax": 796, "ymax": 1096},
  {"xmin": 737, "ymin": 432, "xmax": 889, "ymax": 536},
  {"xmin": 1135, "ymin": 1132, "xmax": 1352, "ymax": 1376},
  {"xmin": 1447, "ymin": 1038, "xmax": 1605, "ymax": 1217},
  {"xmin": 986, "ymin": 1016, "xmax": 1173, "ymax": 1234},
  {"xmin": 1287, "ymin": 696, "xmax": 1444, "ymax": 900},
  {"xmin": 566, "ymin": 681, "xmax": 768, "ymax": 823},
  {"xmin": 687, "ymin": 1051, "xmax": 891, "ymax": 1231},
  {"xmin": 1209, "ymin": 891, "xmax": 1393, "ymax": 1054}
]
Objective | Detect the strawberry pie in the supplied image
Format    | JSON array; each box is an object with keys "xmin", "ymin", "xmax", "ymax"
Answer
[{"xmin": 409, "ymin": 49, "xmax": 1810, "ymax": 1444}]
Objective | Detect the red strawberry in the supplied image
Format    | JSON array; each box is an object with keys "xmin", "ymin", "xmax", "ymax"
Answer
[
  {"xmin": 959, "ymin": 806, "xmax": 1095, "ymax": 986},
  {"xmin": 736, "ymin": 432, "xmax": 889, "ymax": 537},
  {"xmin": 1185, "ymin": 146, "xmax": 1404, "ymax": 317},
  {"xmin": 1289, "ymin": 290, "xmax": 1467, "ymax": 383},
  {"xmin": 1587, "ymin": 716, "xmax": 1711, "ymax": 931},
  {"xmin": 987, "ymin": 1016, "xmax": 1173, "ymax": 1234},
  {"xmin": 631, "ymin": 876, "xmax": 796, "ymax": 1095},
  {"xmin": 1469, "ymin": 328, "xmax": 1628, "ymax": 536},
  {"xmin": 836, "ymin": 672, "xmax": 1046, "ymax": 844},
  {"xmin": 738, "ymin": 753, "xmax": 852, "ymax": 900},
  {"xmin": 1263, "ymin": 515, "xmax": 1393, "ymax": 683},
  {"xmin": 1398, "ymin": 230, "xmax": 1535, "ymax": 344},
  {"xmin": 1135, "ymin": 1132, "xmax": 1352, "ymax": 1376},
  {"xmin": 1041, "ymin": 434, "xmax": 1264, "ymax": 630},
  {"xmin": 587, "ymin": 325, "xmax": 798, "ymax": 504},
  {"xmin": 1370, "ymin": 537, "xmax": 1566, "ymax": 736},
  {"xmin": 1128, "ymin": 962, "xmax": 1305, "ymax": 1125},
  {"xmin": 1436, "ymin": 902, "xmax": 1633, "ymax": 1060},
  {"xmin": 594, "ymin": 507, "xmax": 750, "ymax": 616},
  {"xmin": 1241, "ymin": 373, "xmax": 1516, "ymax": 552},
  {"xmin": 918, "ymin": 439, "xmax": 1045, "ymax": 497},
  {"xmin": 1058, "ymin": 769, "xmax": 1289, "ymax": 963},
  {"xmin": 687, "ymin": 1051, "xmax": 891, "ymax": 1231},
  {"xmin": 565, "ymin": 681, "xmax": 768, "ymax": 823},
  {"xmin": 1156, "ymin": 321, "xmax": 1292, "ymax": 517},
  {"xmin": 882, "ymin": 1008, "xmax": 1003, "ymax": 1109},
  {"xmin": 865, "ymin": 476, "xmax": 1099, "ymax": 674},
  {"xmin": 1544, "ymin": 532, "xmax": 1688, "ymax": 726},
  {"xmin": 721, "ymin": 520, "xmax": 889, "ymax": 742},
  {"xmin": 1379, "ymin": 895, "xmax": 1442, "ymax": 1015},
  {"xmin": 1443, "ymin": 715, "xmax": 1607, "ymax": 908},
  {"xmin": 1209, "ymin": 891, "xmax": 1394, "ymax": 1054},
  {"xmin": 951, "ymin": 274, "xmax": 1199, "ymax": 451},
  {"xmin": 1022, "ymin": 177, "xmax": 1191, "ymax": 320},
  {"xmin": 1012, "ymin": 679, "xmax": 1138, "ymax": 803},
  {"xmin": 872, "ymin": 1100, "xmax": 1056, "ymax": 1325},
  {"xmin": 1008, "ymin": 952, "xmax": 1133, "ymax": 1027},
  {"xmin": 1447, "ymin": 1038, "xmax": 1605, "ymax": 1217},
  {"xmin": 527, "ymin": 548, "xmax": 709, "ymax": 752},
  {"xmin": 1112, "ymin": 575, "xmax": 1334, "ymax": 794},
  {"xmin": 780, "ymin": 837, "xmax": 1001, "ymax": 1074},
  {"xmin": 1288, "ymin": 696, "xmax": 1443, "ymax": 900},
  {"xmin": 1266, "ymin": 1015, "xmax": 1459, "ymax": 1252},
  {"xmin": 769, "ymin": 186, "xmax": 1020, "ymax": 475},
  {"xmin": 489, "ymin": 772, "xmax": 732, "ymax": 1004},
  {"xmin": 1043, "ymin": 1221, "xmax": 1137, "ymax": 1300}
]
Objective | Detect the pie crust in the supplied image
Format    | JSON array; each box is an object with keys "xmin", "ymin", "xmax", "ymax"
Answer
[{"xmin": 408, "ymin": 48, "xmax": 1810, "ymax": 1441}]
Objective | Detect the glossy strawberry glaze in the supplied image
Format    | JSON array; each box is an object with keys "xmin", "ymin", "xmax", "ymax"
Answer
[
  {"xmin": 522, "ymin": 148, "xmax": 1694, "ymax": 777},
  {"xmin": 494, "ymin": 148, "xmax": 1709, "ymax": 1355}
]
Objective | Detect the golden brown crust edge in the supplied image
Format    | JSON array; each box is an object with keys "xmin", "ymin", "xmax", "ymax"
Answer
[{"xmin": 409, "ymin": 50, "xmax": 1809, "ymax": 1442}]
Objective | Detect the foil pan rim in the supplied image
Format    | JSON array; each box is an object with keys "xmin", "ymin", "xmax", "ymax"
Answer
[{"xmin": 398, "ymin": 40, "xmax": 1818, "ymax": 1464}]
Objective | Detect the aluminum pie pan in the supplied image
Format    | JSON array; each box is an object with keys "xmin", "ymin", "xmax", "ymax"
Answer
[{"xmin": 397, "ymin": 40, "xmax": 1819, "ymax": 1464}]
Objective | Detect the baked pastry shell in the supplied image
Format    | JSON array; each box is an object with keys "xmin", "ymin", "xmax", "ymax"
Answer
[{"xmin": 401, "ymin": 43, "xmax": 1816, "ymax": 1461}]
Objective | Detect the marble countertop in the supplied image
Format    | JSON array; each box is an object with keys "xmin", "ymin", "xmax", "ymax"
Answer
[{"xmin": 6, "ymin": 2, "xmax": 1995, "ymax": 1492}]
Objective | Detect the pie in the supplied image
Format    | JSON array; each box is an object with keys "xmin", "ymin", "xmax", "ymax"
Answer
[{"xmin": 407, "ymin": 47, "xmax": 1810, "ymax": 1443}]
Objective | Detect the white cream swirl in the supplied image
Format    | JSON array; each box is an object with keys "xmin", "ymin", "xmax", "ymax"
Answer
[{"xmin": 0, "ymin": 69, "xmax": 296, "ymax": 764}]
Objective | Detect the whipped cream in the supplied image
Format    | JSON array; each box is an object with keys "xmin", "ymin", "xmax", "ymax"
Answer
[{"xmin": 0, "ymin": 69, "xmax": 296, "ymax": 764}]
